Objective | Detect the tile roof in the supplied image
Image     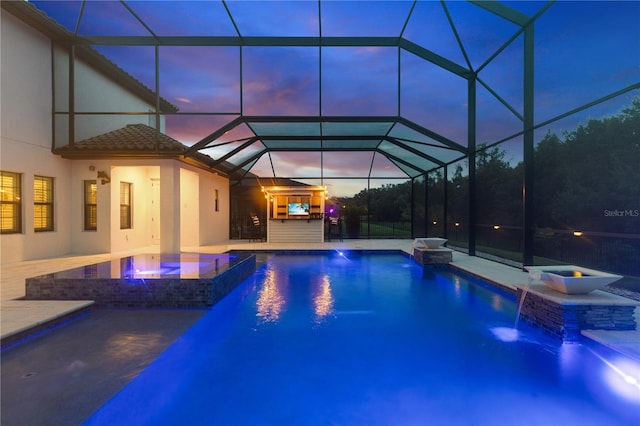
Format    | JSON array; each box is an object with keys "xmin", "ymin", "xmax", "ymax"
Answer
[
  {"xmin": 57, "ymin": 123, "xmax": 226, "ymax": 173},
  {"xmin": 59, "ymin": 124, "xmax": 187, "ymax": 153}
]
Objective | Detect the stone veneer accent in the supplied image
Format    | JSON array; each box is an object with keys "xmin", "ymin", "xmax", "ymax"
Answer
[
  {"xmin": 25, "ymin": 254, "xmax": 256, "ymax": 308},
  {"xmin": 413, "ymin": 247, "xmax": 453, "ymax": 266},
  {"xmin": 516, "ymin": 284, "xmax": 638, "ymax": 341}
]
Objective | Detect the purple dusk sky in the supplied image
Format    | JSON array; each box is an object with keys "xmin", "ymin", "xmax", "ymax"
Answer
[{"xmin": 30, "ymin": 1, "xmax": 640, "ymax": 196}]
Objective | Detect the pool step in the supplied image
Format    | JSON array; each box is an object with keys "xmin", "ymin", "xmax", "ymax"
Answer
[{"xmin": 0, "ymin": 300, "xmax": 94, "ymax": 348}]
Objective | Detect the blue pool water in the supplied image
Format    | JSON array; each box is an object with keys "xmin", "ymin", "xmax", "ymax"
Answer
[
  {"xmin": 84, "ymin": 253, "xmax": 640, "ymax": 425},
  {"xmin": 41, "ymin": 253, "xmax": 239, "ymax": 279}
]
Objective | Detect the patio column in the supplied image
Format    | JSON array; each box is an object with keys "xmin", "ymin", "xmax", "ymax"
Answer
[{"xmin": 160, "ymin": 164, "xmax": 181, "ymax": 253}]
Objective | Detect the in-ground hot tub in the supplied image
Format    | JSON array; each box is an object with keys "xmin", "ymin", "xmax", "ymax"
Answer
[{"xmin": 25, "ymin": 252, "xmax": 256, "ymax": 308}]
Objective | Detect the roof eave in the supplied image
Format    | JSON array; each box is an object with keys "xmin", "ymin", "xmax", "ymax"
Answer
[{"xmin": 54, "ymin": 150, "xmax": 229, "ymax": 177}]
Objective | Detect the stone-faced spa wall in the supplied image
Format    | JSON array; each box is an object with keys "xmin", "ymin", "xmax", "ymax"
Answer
[
  {"xmin": 516, "ymin": 286, "xmax": 638, "ymax": 341},
  {"xmin": 26, "ymin": 254, "xmax": 256, "ymax": 308},
  {"xmin": 413, "ymin": 248, "xmax": 453, "ymax": 266}
]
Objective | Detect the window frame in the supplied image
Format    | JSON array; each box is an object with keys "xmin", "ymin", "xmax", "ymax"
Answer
[
  {"xmin": 34, "ymin": 175, "xmax": 54, "ymax": 232},
  {"xmin": 84, "ymin": 180, "xmax": 97, "ymax": 231},
  {"xmin": 0, "ymin": 171, "xmax": 22, "ymax": 234},
  {"xmin": 120, "ymin": 181, "xmax": 132, "ymax": 229}
]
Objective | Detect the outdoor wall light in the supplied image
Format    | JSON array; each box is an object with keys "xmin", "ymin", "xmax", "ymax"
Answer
[
  {"xmin": 573, "ymin": 231, "xmax": 583, "ymax": 237},
  {"xmin": 432, "ymin": 221, "xmax": 437, "ymax": 225},
  {"xmin": 455, "ymin": 222, "xmax": 460, "ymax": 227},
  {"xmin": 493, "ymin": 225, "xmax": 500, "ymax": 230},
  {"xmin": 97, "ymin": 171, "xmax": 110, "ymax": 185}
]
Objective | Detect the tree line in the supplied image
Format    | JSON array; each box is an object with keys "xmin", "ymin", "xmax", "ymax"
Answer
[{"xmin": 344, "ymin": 96, "xmax": 640, "ymax": 237}]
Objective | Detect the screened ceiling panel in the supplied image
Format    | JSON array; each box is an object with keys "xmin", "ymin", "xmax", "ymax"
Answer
[
  {"xmin": 370, "ymin": 154, "xmax": 412, "ymax": 178},
  {"xmin": 23, "ymin": 0, "xmax": 638, "ymax": 186},
  {"xmin": 477, "ymin": 34, "xmax": 524, "ymax": 118},
  {"xmin": 534, "ymin": 1, "xmax": 640, "ymax": 123},
  {"xmin": 160, "ymin": 46, "xmax": 240, "ymax": 113},
  {"xmin": 321, "ymin": 140, "xmax": 382, "ymax": 150},
  {"xmin": 321, "ymin": 47, "xmax": 398, "ymax": 116},
  {"xmin": 393, "ymin": 139, "xmax": 462, "ymax": 165},
  {"xmin": 446, "ymin": 1, "xmax": 522, "ymax": 70},
  {"xmin": 387, "ymin": 123, "xmax": 457, "ymax": 151},
  {"xmin": 400, "ymin": 49, "xmax": 468, "ymax": 145},
  {"xmin": 201, "ymin": 139, "xmax": 259, "ymax": 161},
  {"xmin": 221, "ymin": 141, "xmax": 266, "ymax": 166},
  {"xmin": 476, "ymin": 84, "xmax": 524, "ymax": 145},
  {"xmin": 245, "ymin": 154, "xmax": 274, "ymax": 177},
  {"xmin": 320, "ymin": 1, "xmax": 413, "ymax": 37},
  {"xmin": 402, "ymin": 1, "xmax": 467, "ymax": 67},
  {"xmin": 500, "ymin": 1, "xmax": 549, "ymax": 16},
  {"xmin": 391, "ymin": 161, "xmax": 425, "ymax": 179},
  {"xmin": 166, "ymin": 115, "xmax": 239, "ymax": 146},
  {"xmin": 268, "ymin": 152, "xmax": 323, "ymax": 177},
  {"xmin": 321, "ymin": 152, "xmax": 377, "ymax": 178},
  {"xmin": 248, "ymin": 122, "xmax": 321, "ymax": 137},
  {"xmin": 30, "ymin": 1, "xmax": 82, "ymax": 33},
  {"xmin": 321, "ymin": 122, "xmax": 394, "ymax": 137},
  {"xmin": 77, "ymin": 1, "xmax": 150, "ymax": 36},
  {"xmin": 243, "ymin": 47, "xmax": 319, "ymax": 116},
  {"xmin": 212, "ymin": 122, "xmax": 255, "ymax": 144},
  {"xmin": 128, "ymin": 1, "xmax": 237, "ymax": 36},
  {"xmin": 262, "ymin": 140, "xmax": 322, "ymax": 149},
  {"xmin": 379, "ymin": 141, "xmax": 439, "ymax": 172},
  {"xmin": 225, "ymin": 1, "xmax": 319, "ymax": 37}
]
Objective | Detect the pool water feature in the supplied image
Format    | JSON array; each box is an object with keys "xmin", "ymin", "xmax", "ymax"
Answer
[
  {"xmin": 526, "ymin": 265, "xmax": 623, "ymax": 295},
  {"xmin": 514, "ymin": 279, "xmax": 530, "ymax": 330},
  {"xmin": 84, "ymin": 253, "xmax": 640, "ymax": 425}
]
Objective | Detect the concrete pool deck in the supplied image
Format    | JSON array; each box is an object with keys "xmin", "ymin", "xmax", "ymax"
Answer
[{"xmin": 2, "ymin": 239, "xmax": 639, "ymax": 360}]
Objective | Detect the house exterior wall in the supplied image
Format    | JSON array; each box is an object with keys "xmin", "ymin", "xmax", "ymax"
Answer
[
  {"xmin": 1, "ymin": 9, "xmax": 230, "ymax": 265},
  {"xmin": 200, "ymin": 171, "xmax": 229, "ymax": 245},
  {"xmin": 1, "ymin": 10, "xmax": 73, "ymax": 264}
]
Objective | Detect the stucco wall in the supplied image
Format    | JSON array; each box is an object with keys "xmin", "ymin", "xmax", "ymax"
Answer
[
  {"xmin": 1, "ymin": 11, "xmax": 72, "ymax": 263},
  {"xmin": 199, "ymin": 171, "xmax": 230, "ymax": 246},
  {"xmin": 1, "ymin": 10, "xmax": 230, "ymax": 265}
]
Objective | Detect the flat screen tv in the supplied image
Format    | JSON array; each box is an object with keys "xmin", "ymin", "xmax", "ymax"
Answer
[{"xmin": 288, "ymin": 202, "xmax": 310, "ymax": 216}]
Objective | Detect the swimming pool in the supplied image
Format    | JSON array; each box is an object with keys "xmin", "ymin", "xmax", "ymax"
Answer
[{"xmin": 84, "ymin": 252, "xmax": 640, "ymax": 425}]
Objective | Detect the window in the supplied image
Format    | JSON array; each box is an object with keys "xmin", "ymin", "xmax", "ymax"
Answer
[
  {"xmin": 1, "ymin": 171, "xmax": 22, "ymax": 234},
  {"xmin": 34, "ymin": 175, "xmax": 54, "ymax": 232},
  {"xmin": 84, "ymin": 180, "xmax": 97, "ymax": 231},
  {"xmin": 215, "ymin": 189, "xmax": 219, "ymax": 212},
  {"xmin": 120, "ymin": 182, "xmax": 132, "ymax": 229}
]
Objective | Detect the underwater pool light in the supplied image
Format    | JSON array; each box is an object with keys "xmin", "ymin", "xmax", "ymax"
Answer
[
  {"xmin": 489, "ymin": 326, "xmax": 520, "ymax": 342},
  {"xmin": 589, "ymin": 346, "xmax": 640, "ymax": 402}
]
